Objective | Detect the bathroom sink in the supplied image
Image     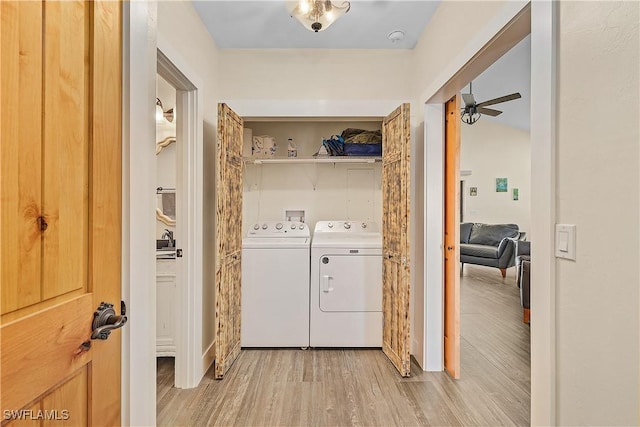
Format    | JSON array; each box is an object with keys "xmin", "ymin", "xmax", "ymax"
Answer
[
  {"xmin": 156, "ymin": 239, "xmax": 177, "ymax": 250},
  {"xmin": 156, "ymin": 250, "xmax": 176, "ymax": 259}
]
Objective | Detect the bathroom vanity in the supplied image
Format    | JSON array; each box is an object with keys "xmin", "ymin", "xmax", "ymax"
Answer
[{"xmin": 156, "ymin": 257, "xmax": 176, "ymax": 356}]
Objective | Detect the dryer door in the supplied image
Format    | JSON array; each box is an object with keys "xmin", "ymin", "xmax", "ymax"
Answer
[{"xmin": 319, "ymin": 255, "xmax": 382, "ymax": 312}]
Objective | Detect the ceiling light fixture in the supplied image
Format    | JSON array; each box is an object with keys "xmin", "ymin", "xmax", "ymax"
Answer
[
  {"xmin": 461, "ymin": 81, "xmax": 522, "ymax": 125},
  {"xmin": 156, "ymin": 98, "xmax": 165, "ymax": 122},
  {"xmin": 286, "ymin": 0, "xmax": 350, "ymax": 33},
  {"xmin": 156, "ymin": 98, "xmax": 174, "ymax": 123}
]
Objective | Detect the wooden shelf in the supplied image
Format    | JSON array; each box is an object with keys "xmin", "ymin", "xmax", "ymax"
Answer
[{"xmin": 244, "ymin": 156, "xmax": 381, "ymax": 165}]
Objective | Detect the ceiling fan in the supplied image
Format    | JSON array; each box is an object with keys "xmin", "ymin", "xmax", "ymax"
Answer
[{"xmin": 461, "ymin": 82, "xmax": 522, "ymax": 125}]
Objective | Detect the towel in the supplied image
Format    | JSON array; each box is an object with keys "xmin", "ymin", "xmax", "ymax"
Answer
[{"xmin": 162, "ymin": 193, "xmax": 176, "ymax": 220}]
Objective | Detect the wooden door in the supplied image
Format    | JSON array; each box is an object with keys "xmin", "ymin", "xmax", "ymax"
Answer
[
  {"xmin": 382, "ymin": 103, "xmax": 411, "ymax": 377},
  {"xmin": 214, "ymin": 104, "xmax": 243, "ymax": 379},
  {"xmin": 1, "ymin": 1, "xmax": 122, "ymax": 425},
  {"xmin": 444, "ymin": 96, "xmax": 461, "ymax": 378}
]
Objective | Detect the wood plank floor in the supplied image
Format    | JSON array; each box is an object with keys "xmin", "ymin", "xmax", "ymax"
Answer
[{"xmin": 157, "ymin": 265, "xmax": 530, "ymax": 426}]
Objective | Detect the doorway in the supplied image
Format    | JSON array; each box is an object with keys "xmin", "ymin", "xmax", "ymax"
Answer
[
  {"xmin": 156, "ymin": 50, "xmax": 201, "ymax": 389},
  {"xmin": 422, "ymin": 3, "xmax": 557, "ymax": 423}
]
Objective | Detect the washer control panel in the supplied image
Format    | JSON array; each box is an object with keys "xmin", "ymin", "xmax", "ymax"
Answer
[
  {"xmin": 314, "ymin": 220, "xmax": 379, "ymax": 234},
  {"xmin": 247, "ymin": 221, "xmax": 309, "ymax": 237}
]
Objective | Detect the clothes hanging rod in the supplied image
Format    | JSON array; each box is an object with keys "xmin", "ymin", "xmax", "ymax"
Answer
[{"xmin": 156, "ymin": 187, "xmax": 176, "ymax": 194}]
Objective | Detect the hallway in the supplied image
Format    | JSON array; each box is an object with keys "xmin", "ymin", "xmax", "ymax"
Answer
[{"xmin": 157, "ymin": 265, "xmax": 530, "ymax": 426}]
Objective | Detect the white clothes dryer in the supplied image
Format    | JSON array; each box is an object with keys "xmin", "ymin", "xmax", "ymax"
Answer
[
  {"xmin": 310, "ymin": 220, "xmax": 382, "ymax": 347},
  {"xmin": 241, "ymin": 221, "xmax": 310, "ymax": 347}
]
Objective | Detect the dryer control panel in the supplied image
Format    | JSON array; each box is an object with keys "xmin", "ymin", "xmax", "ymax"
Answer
[
  {"xmin": 314, "ymin": 220, "xmax": 380, "ymax": 234},
  {"xmin": 247, "ymin": 221, "xmax": 309, "ymax": 237}
]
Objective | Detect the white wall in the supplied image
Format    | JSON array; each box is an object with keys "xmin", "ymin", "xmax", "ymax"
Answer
[
  {"xmin": 412, "ymin": 1, "xmax": 513, "ymax": 103},
  {"xmin": 555, "ymin": 2, "xmax": 639, "ymax": 424},
  {"xmin": 217, "ymin": 49, "xmax": 413, "ymax": 100},
  {"xmin": 460, "ymin": 119, "xmax": 531, "ymax": 234},
  {"xmin": 243, "ymin": 121, "xmax": 382, "ymax": 232},
  {"xmin": 157, "ymin": 0, "xmax": 220, "ymax": 367}
]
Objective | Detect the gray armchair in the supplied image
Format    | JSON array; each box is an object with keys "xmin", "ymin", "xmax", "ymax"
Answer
[
  {"xmin": 516, "ymin": 241, "xmax": 531, "ymax": 323},
  {"xmin": 460, "ymin": 223, "xmax": 520, "ymax": 278}
]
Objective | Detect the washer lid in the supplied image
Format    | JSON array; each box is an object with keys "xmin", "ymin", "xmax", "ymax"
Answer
[{"xmin": 242, "ymin": 237, "xmax": 310, "ymax": 249}]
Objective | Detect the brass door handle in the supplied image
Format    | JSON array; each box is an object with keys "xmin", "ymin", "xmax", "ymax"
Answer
[{"xmin": 91, "ymin": 301, "xmax": 128, "ymax": 340}]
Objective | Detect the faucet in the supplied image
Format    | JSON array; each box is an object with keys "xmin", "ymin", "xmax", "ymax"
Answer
[{"xmin": 161, "ymin": 229, "xmax": 174, "ymax": 247}]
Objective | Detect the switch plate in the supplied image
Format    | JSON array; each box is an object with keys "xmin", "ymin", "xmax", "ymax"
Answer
[{"xmin": 555, "ymin": 224, "xmax": 576, "ymax": 260}]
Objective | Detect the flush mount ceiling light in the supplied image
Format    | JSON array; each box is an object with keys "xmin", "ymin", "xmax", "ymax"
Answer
[{"xmin": 286, "ymin": 0, "xmax": 350, "ymax": 33}]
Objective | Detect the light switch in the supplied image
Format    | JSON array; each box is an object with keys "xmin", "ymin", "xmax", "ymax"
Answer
[
  {"xmin": 555, "ymin": 224, "xmax": 576, "ymax": 260},
  {"xmin": 558, "ymin": 231, "xmax": 569, "ymax": 252}
]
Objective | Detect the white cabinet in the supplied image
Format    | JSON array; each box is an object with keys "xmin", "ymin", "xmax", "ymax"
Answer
[{"xmin": 156, "ymin": 259, "xmax": 176, "ymax": 356}]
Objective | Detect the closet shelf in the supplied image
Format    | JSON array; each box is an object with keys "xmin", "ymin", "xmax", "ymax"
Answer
[{"xmin": 244, "ymin": 156, "xmax": 381, "ymax": 165}]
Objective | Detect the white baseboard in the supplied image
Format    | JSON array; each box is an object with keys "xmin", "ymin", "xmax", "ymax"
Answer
[{"xmin": 202, "ymin": 339, "xmax": 215, "ymax": 375}]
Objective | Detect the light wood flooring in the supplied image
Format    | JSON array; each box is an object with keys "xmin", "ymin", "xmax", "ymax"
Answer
[{"xmin": 157, "ymin": 265, "xmax": 530, "ymax": 426}]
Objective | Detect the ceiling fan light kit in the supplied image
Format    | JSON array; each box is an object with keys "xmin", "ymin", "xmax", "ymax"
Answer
[
  {"xmin": 287, "ymin": 0, "xmax": 350, "ymax": 33},
  {"xmin": 461, "ymin": 81, "xmax": 522, "ymax": 125}
]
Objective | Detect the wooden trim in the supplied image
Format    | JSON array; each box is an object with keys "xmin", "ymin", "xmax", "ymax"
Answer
[
  {"xmin": 523, "ymin": 308, "xmax": 531, "ymax": 324},
  {"xmin": 89, "ymin": 1, "xmax": 122, "ymax": 425},
  {"xmin": 444, "ymin": 95, "xmax": 461, "ymax": 379}
]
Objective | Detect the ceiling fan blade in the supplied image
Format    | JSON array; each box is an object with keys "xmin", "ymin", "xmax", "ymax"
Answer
[
  {"xmin": 462, "ymin": 93, "xmax": 476, "ymax": 106},
  {"xmin": 476, "ymin": 92, "xmax": 522, "ymax": 107},
  {"xmin": 477, "ymin": 107, "xmax": 503, "ymax": 117}
]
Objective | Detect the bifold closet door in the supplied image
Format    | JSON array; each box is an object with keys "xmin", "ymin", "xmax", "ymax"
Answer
[
  {"xmin": 381, "ymin": 103, "xmax": 412, "ymax": 377},
  {"xmin": 214, "ymin": 103, "xmax": 243, "ymax": 379},
  {"xmin": 1, "ymin": 0, "xmax": 122, "ymax": 424}
]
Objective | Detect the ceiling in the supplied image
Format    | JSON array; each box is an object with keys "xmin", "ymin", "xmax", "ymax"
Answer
[
  {"xmin": 461, "ymin": 35, "xmax": 531, "ymax": 131},
  {"xmin": 190, "ymin": 1, "xmax": 530, "ymax": 130},
  {"xmin": 192, "ymin": 1, "xmax": 440, "ymax": 49}
]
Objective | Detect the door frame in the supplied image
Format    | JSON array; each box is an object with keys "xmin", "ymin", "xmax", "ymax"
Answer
[
  {"xmin": 421, "ymin": 1, "xmax": 557, "ymax": 424},
  {"xmin": 157, "ymin": 49, "xmax": 202, "ymax": 389},
  {"xmin": 121, "ymin": 2, "xmax": 158, "ymax": 426},
  {"xmin": 122, "ymin": 3, "xmax": 206, "ymax": 425}
]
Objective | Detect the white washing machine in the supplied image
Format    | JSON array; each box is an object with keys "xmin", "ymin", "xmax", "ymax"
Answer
[
  {"xmin": 310, "ymin": 220, "xmax": 382, "ymax": 347},
  {"xmin": 241, "ymin": 221, "xmax": 310, "ymax": 347}
]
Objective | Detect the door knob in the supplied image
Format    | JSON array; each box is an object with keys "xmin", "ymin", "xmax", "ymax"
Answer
[{"xmin": 91, "ymin": 301, "xmax": 128, "ymax": 340}]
